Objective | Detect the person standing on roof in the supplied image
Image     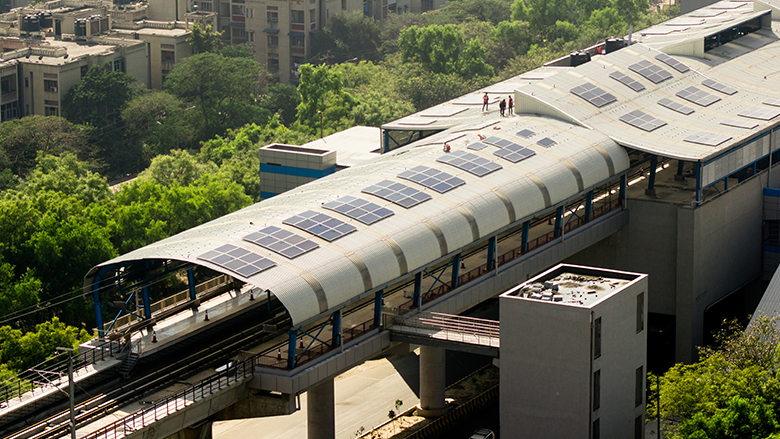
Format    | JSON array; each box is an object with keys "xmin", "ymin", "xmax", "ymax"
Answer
[
  {"xmin": 508, "ymin": 95, "xmax": 514, "ymax": 115},
  {"xmin": 482, "ymin": 92, "xmax": 489, "ymax": 111},
  {"xmin": 499, "ymin": 99, "xmax": 506, "ymax": 117}
]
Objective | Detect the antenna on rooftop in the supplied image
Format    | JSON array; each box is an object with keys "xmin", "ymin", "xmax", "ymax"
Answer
[{"xmin": 628, "ymin": 25, "xmax": 633, "ymax": 46}]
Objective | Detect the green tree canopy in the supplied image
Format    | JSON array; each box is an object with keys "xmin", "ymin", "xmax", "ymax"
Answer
[
  {"xmin": 312, "ymin": 11, "xmax": 383, "ymax": 62},
  {"xmin": 295, "ymin": 64, "xmax": 358, "ymax": 134},
  {"xmin": 62, "ymin": 63, "xmax": 136, "ymax": 128},
  {"xmin": 121, "ymin": 91, "xmax": 196, "ymax": 159},
  {"xmin": 140, "ymin": 149, "xmax": 218, "ymax": 187},
  {"xmin": 399, "ymin": 24, "xmax": 493, "ymax": 79},
  {"xmin": 188, "ymin": 22, "xmax": 222, "ymax": 54}
]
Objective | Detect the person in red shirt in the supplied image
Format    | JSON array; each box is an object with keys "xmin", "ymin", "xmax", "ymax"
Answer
[{"xmin": 482, "ymin": 92, "xmax": 489, "ymax": 111}]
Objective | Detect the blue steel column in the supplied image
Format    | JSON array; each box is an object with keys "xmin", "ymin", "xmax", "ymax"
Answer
[
  {"xmin": 186, "ymin": 268, "xmax": 196, "ymax": 301},
  {"xmin": 646, "ymin": 155, "xmax": 657, "ymax": 196},
  {"xmin": 413, "ymin": 272, "xmax": 422, "ymax": 308},
  {"xmin": 487, "ymin": 236, "xmax": 497, "ymax": 270},
  {"xmin": 142, "ymin": 286, "xmax": 152, "ymax": 321},
  {"xmin": 695, "ymin": 163, "xmax": 702, "ymax": 203},
  {"xmin": 554, "ymin": 206, "xmax": 564, "ymax": 238},
  {"xmin": 451, "ymin": 254, "xmax": 461, "ymax": 288},
  {"xmin": 521, "ymin": 221, "xmax": 529, "ymax": 254},
  {"xmin": 584, "ymin": 191, "xmax": 593, "ymax": 222},
  {"xmin": 373, "ymin": 290, "xmax": 383, "ymax": 327},
  {"xmin": 383, "ymin": 129, "xmax": 389, "ymax": 154},
  {"xmin": 619, "ymin": 174, "xmax": 627, "ymax": 207},
  {"xmin": 332, "ymin": 310, "xmax": 342, "ymax": 348},
  {"xmin": 288, "ymin": 330, "xmax": 297, "ymax": 369},
  {"xmin": 92, "ymin": 272, "xmax": 105, "ymax": 337}
]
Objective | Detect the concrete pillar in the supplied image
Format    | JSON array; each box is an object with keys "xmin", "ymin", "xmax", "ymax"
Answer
[
  {"xmin": 646, "ymin": 155, "xmax": 658, "ymax": 196},
  {"xmin": 307, "ymin": 378, "xmax": 335, "ymax": 439},
  {"xmin": 418, "ymin": 346, "xmax": 447, "ymax": 417}
]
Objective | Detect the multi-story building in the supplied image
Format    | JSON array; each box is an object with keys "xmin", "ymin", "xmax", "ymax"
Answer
[
  {"xmin": 144, "ymin": 0, "xmax": 446, "ymax": 84},
  {"xmin": 500, "ymin": 264, "xmax": 648, "ymax": 439}
]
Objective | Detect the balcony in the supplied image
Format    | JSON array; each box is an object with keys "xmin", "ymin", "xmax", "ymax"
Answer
[
  {"xmin": 310, "ymin": 22, "xmax": 316, "ymax": 31},
  {"xmin": 232, "ymin": 15, "xmax": 245, "ymax": 22},
  {"xmin": 291, "ymin": 23, "xmax": 304, "ymax": 31},
  {"xmin": 161, "ymin": 62, "xmax": 175, "ymax": 71}
]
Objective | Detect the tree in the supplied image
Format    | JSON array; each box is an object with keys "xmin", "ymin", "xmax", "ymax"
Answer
[
  {"xmin": 188, "ymin": 21, "xmax": 222, "ymax": 54},
  {"xmin": 0, "ymin": 317, "xmax": 92, "ymax": 372},
  {"xmin": 437, "ymin": 0, "xmax": 514, "ymax": 25},
  {"xmin": 295, "ymin": 64, "xmax": 358, "ymax": 133},
  {"xmin": 258, "ymin": 83, "xmax": 301, "ymax": 126},
  {"xmin": 140, "ymin": 149, "xmax": 218, "ymax": 187},
  {"xmin": 0, "ymin": 262, "xmax": 41, "ymax": 329},
  {"xmin": 121, "ymin": 91, "xmax": 196, "ymax": 158},
  {"xmin": 0, "ymin": 116, "xmax": 95, "ymax": 177},
  {"xmin": 511, "ymin": 0, "xmax": 575, "ymax": 33},
  {"xmin": 399, "ymin": 24, "xmax": 464, "ymax": 75},
  {"xmin": 312, "ymin": 11, "xmax": 383, "ymax": 62},
  {"xmin": 164, "ymin": 53, "xmax": 271, "ymax": 141},
  {"xmin": 221, "ymin": 44, "xmax": 254, "ymax": 58},
  {"xmin": 62, "ymin": 64, "xmax": 135, "ymax": 128}
]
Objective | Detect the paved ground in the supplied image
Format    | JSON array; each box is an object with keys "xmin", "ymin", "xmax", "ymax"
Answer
[{"xmin": 213, "ymin": 349, "xmax": 421, "ymax": 439}]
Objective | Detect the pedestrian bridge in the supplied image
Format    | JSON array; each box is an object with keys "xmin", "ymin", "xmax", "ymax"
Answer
[{"xmin": 387, "ymin": 312, "xmax": 500, "ymax": 356}]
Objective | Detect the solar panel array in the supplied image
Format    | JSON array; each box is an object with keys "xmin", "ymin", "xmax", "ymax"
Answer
[
  {"xmin": 609, "ymin": 71, "xmax": 645, "ymax": 92},
  {"xmin": 482, "ymin": 136, "xmax": 515, "ymax": 148},
  {"xmin": 323, "ymin": 195, "xmax": 394, "ymax": 225},
  {"xmin": 570, "ymin": 82, "xmax": 617, "ymax": 108},
  {"xmin": 494, "ymin": 144, "xmax": 536, "ymax": 163},
  {"xmin": 467, "ymin": 142, "xmax": 488, "ymax": 151},
  {"xmin": 720, "ymin": 118, "xmax": 758, "ymax": 129},
  {"xmin": 658, "ymin": 97, "xmax": 695, "ymax": 115},
  {"xmin": 738, "ymin": 106, "xmax": 780, "ymax": 121},
  {"xmin": 537, "ymin": 137, "xmax": 556, "ymax": 148},
  {"xmin": 283, "ymin": 210, "xmax": 357, "ymax": 242},
  {"xmin": 684, "ymin": 131, "xmax": 732, "ymax": 147},
  {"xmin": 702, "ymin": 79, "xmax": 737, "ymax": 95},
  {"xmin": 398, "ymin": 166, "xmax": 466, "ymax": 193},
  {"xmin": 619, "ymin": 110, "xmax": 667, "ymax": 132},
  {"xmin": 437, "ymin": 150, "xmax": 502, "ymax": 177},
  {"xmin": 362, "ymin": 180, "xmax": 431, "ymax": 208},
  {"xmin": 517, "ymin": 129, "xmax": 535, "ymax": 138},
  {"xmin": 655, "ymin": 53, "xmax": 690, "ymax": 73},
  {"xmin": 676, "ymin": 86, "xmax": 721, "ymax": 107},
  {"xmin": 244, "ymin": 226, "xmax": 319, "ymax": 259},
  {"xmin": 198, "ymin": 244, "xmax": 276, "ymax": 277},
  {"xmin": 763, "ymin": 98, "xmax": 780, "ymax": 107},
  {"xmin": 628, "ymin": 60, "xmax": 673, "ymax": 84}
]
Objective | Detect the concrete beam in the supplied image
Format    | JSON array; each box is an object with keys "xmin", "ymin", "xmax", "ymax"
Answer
[
  {"xmin": 418, "ymin": 346, "xmax": 447, "ymax": 417},
  {"xmin": 307, "ymin": 378, "xmax": 335, "ymax": 439}
]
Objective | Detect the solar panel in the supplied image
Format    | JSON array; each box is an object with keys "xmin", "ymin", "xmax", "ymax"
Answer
[
  {"xmin": 655, "ymin": 53, "xmax": 690, "ymax": 73},
  {"xmin": 537, "ymin": 137, "xmax": 556, "ymax": 148},
  {"xmin": 609, "ymin": 71, "xmax": 646, "ymax": 92},
  {"xmin": 570, "ymin": 82, "xmax": 617, "ymax": 108},
  {"xmin": 323, "ymin": 195, "xmax": 394, "ymax": 225},
  {"xmin": 684, "ymin": 131, "xmax": 732, "ymax": 146},
  {"xmin": 362, "ymin": 180, "xmax": 431, "ymax": 209},
  {"xmin": 619, "ymin": 110, "xmax": 667, "ymax": 132},
  {"xmin": 198, "ymin": 244, "xmax": 276, "ymax": 277},
  {"xmin": 658, "ymin": 97, "xmax": 695, "ymax": 115},
  {"xmin": 437, "ymin": 150, "xmax": 502, "ymax": 177},
  {"xmin": 467, "ymin": 142, "xmax": 489, "ymax": 151},
  {"xmin": 398, "ymin": 165, "xmax": 466, "ymax": 193},
  {"xmin": 493, "ymin": 143, "xmax": 536, "ymax": 163},
  {"xmin": 482, "ymin": 136, "xmax": 514, "ymax": 148},
  {"xmin": 283, "ymin": 210, "xmax": 357, "ymax": 242},
  {"xmin": 702, "ymin": 78, "xmax": 737, "ymax": 95},
  {"xmin": 676, "ymin": 86, "xmax": 720, "ymax": 107},
  {"xmin": 244, "ymin": 226, "xmax": 319, "ymax": 259},
  {"xmin": 628, "ymin": 60, "xmax": 673, "ymax": 84},
  {"xmin": 720, "ymin": 118, "xmax": 758, "ymax": 129},
  {"xmin": 764, "ymin": 98, "xmax": 780, "ymax": 107},
  {"xmin": 738, "ymin": 106, "xmax": 780, "ymax": 121},
  {"xmin": 517, "ymin": 129, "xmax": 536, "ymax": 138}
]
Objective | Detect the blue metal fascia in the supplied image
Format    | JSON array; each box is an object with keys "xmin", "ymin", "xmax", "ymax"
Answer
[{"xmin": 260, "ymin": 163, "xmax": 335, "ymax": 178}]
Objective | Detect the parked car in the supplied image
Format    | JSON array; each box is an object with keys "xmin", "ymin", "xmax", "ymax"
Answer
[{"xmin": 469, "ymin": 428, "xmax": 495, "ymax": 439}]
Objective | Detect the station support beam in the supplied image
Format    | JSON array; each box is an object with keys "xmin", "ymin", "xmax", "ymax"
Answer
[
  {"xmin": 521, "ymin": 221, "xmax": 529, "ymax": 254},
  {"xmin": 374, "ymin": 290, "xmax": 383, "ymax": 328},
  {"xmin": 413, "ymin": 272, "xmax": 422, "ymax": 308},
  {"xmin": 584, "ymin": 191, "xmax": 593, "ymax": 222},
  {"xmin": 487, "ymin": 236, "xmax": 497, "ymax": 270},
  {"xmin": 675, "ymin": 160, "xmax": 686, "ymax": 181},
  {"xmin": 554, "ymin": 206, "xmax": 564, "ymax": 238},
  {"xmin": 142, "ymin": 286, "xmax": 152, "ymax": 321},
  {"xmin": 307, "ymin": 378, "xmax": 335, "ymax": 439},
  {"xmin": 620, "ymin": 174, "xmax": 627, "ymax": 207},
  {"xmin": 187, "ymin": 268, "xmax": 197, "ymax": 301},
  {"xmin": 419, "ymin": 346, "xmax": 447, "ymax": 417},
  {"xmin": 451, "ymin": 254, "xmax": 461, "ymax": 288},
  {"xmin": 92, "ymin": 278, "xmax": 104, "ymax": 338},
  {"xmin": 332, "ymin": 310, "xmax": 341, "ymax": 348},
  {"xmin": 287, "ymin": 330, "xmax": 297, "ymax": 369},
  {"xmin": 646, "ymin": 155, "xmax": 658, "ymax": 196}
]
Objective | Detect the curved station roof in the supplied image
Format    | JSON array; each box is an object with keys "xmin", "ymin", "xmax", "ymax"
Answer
[{"xmin": 87, "ymin": 0, "xmax": 780, "ymax": 326}]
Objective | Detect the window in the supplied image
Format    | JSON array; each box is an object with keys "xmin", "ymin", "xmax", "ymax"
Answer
[
  {"xmin": 233, "ymin": 27, "xmax": 246, "ymax": 39},
  {"xmin": 113, "ymin": 58, "xmax": 125, "ymax": 73},
  {"xmin": 592, "ymin": 419, "xmax": 600, "ymax": 439},
  {"xmin": 593, "ymin": 370, "xmax": 600, "ymax": 410},
  {"xmin": 268, "ymin": 58, "xmax": 279, "ymax": 72},
  {"xmin": 161, "ymin": 50, "xmax": 175, "ymax": 63},
  {"xmin": 247, "ymin": 31, "xmax": 255, "ymax": 42},
  {"xmin": 267, "ymin": 11, "xmax": 278, "ymax": 23},
  {"xmin": 25, "ymin": 77, "xmax": 28, "ymax": 88},
  {"xmin": 594, "ymin": 317, "xmax": 602, "ymax": 359},
  {"xmin": 291, "ymin": 35, "xmax": 304, "ymax": 47},
  {"xmin": 421, "ymin": 0, "xmax": 433, "ymax": 11},
  {"xmin": 636, "ymin": 366, "xmax": 644, "ymax": 407},
  {"xmin": 291, "ymin": 10, "xmax": 304, "ymax": 23},
  {"xmin": 80, "ymin": 65, "xmax": 88, "ymax": 78},
  {"xmin": 341, "ymin": 0, "xmax": 346, "ymax": 9},
  {"xmin": 44, "ymin": 80, "xmax": 58, "ymax": 93},
  {"xmin": 245, "ymin": 7, "xmax": 253, "ymax": 18},
  {"xmin": 1, "ymin": 75, "xmax": 16, "ymax": 96},
  {"xmin": 637, "ymin": 292, "xmax": 645, "ymax": 333},
  {"xmin": 635, "ymin": 415, "xmax": 643, "ymax": 439},
  {"xmin": 195, "ymin": 0, "xmax": 213, "ymax": 11},
  {"xmin": 309, "ymin": 8, "xmax": 316, "ymax": 23},
  {"xmin": 268, "ymin": 35, "xmax": 279, "ymax": 47},
  {"xmin": 44, "ymin": 106, "xmax": 58, "ymax": 116}
]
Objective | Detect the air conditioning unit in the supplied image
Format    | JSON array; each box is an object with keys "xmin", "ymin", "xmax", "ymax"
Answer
[
  {"xmin": 51, "ymin": 87, "xmax": 57, "ymax": 93},
  {"xmin": 270, "ymin": 16, "xmax": 277, "ymax": 22}
]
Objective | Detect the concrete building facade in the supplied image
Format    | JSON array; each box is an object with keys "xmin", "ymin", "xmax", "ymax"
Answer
[{"xmin": 500, "ymin": 264, "xmax": 648, "ymax": 439}]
